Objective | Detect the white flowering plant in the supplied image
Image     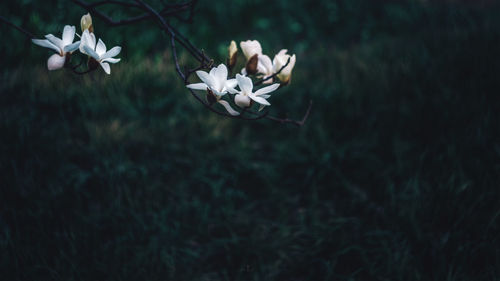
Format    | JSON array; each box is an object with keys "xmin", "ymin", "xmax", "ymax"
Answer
[
  {"xmin": 31, "ymin": 13, "xmax": 121, "ymax": 75},
  {"xmin": 6, "ymin": 0, "xmax": 310, "ymax": 126}
]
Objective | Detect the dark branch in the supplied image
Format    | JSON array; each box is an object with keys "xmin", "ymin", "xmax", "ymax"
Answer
[
  {"xmin": 265, "ymin": 100, "xmax": 313, "ymax": 127},
  {"xmin": 0, "ymin": 15, "xmax": 35, "ymax": 39}
]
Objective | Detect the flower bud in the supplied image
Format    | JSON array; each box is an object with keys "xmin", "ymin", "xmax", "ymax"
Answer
[
  {"xmin": 245, "ymin": 54, "xmax": 259, "ymax": 75},
  {"xmin": 81, "ymin": 13, "xmax": 93, "ymax": 33},
  {"xmin": 227, "ymin": 40, "xmax": 238, "ymax": 69}
]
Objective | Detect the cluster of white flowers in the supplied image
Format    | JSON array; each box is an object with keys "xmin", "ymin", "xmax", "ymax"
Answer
[
  {"xmin": 32, "ymin": 13, "xmax": 121, "ymax": 75},
  {"xmin": 186, "ymin": 40, "xmax": 296, "ymax": 115}
]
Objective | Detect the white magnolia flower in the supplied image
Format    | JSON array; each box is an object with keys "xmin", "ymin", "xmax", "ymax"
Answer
[
  {"xmin": 240, "ymin": 40, "xmax": 262, "ymax": 61},
  {"xmin": 255, "ymin": 50, "xmax": 297, "ymax": 84},
  {"xmin": 32, "ymin": 25, "xmax": 81, "ymax": 70},
  {"xmin": 80, "ymin": 30, "xmax": 121, "ymax": 75},
  {"xmin": 273, "ymin": 49, "xmax": 296, "ymax": 84},
  {"xmin": 230, "ymin": 74, "xmax": 279, "ymax": 108},
  {"xmin": 186, "ymin": 64, "xmax": 240, "ymax": 116}
]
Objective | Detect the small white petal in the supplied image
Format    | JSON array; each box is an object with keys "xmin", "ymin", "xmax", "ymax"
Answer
[
  {"xmin": 63, "ymin": 41, "xmax": 81, "ymax": 53},
  {"xmin": 96, "ymin": 39, "xmax": 107, "ymax": 57},
  {"xmin": 101, "ymin": 46, "xmax": 121, "ymax": 60},
  {"xmin": 32, "ymin": 39, "xmax": 61, "ymax": 54},
  {"xmin": 236, "ymin": 74, "xmax": 253, "ymax": 94},
  {"xmin": 234, "ymin": 94, "xmax": 251, "ymax": 108},
  {"xmin": 101, "ymin": 58, "xmax": 121, "ymax": 64},
  {"xmin": 257, "ymin": 54, "xmax": 273, "ymax": 75},
  {"xmin": 83, "ymin": 45, "xmax": 100, "ymax": 60},
  {"xmin": 196, "ymin": 70, "xmax": 216, "ymax": 89},
  {"xmin": 45, "ymin": 34, "xmax": 64, "ymax": 52},
  {"xmin": 213, "ymin": 64, "xmax": 228, "ymax": 91},
  {"xmin": 218, "ymin": 100, "xmax": 240, "ymax": 116},
  {"xmin": 240, "ymin": 40, "xmax": 262, "ymax": 60},
  {"xmin": 227, "ymin": 87, "xmax": 239, "ymax": 95},
  {"xmin": 62, "ymin": 25, "xmax": 76, "ymax": 46},
  {"xmin": 100, "ymin": 62, "xmax": 111, "ymax": 74},
  {"xmin": 225, "ymin": 78, "xmax": 238, "ymax": 90},
  {"xmin": 186, "ymin": 83, "xmax": 208, "ymax": 91},
  {"xmin": 254, "ymin": 83, "xmax": 280, "ymax": 96},
  {"xmin": 79, "ymin": 30, "xmax": 95, "ymax": 54},
  {"xmin": 47, "ymin": 53, "xmax": 66, "ymax": 70},
  {"xmin": 249, "ymin": 94, "xmax": 270, "ymax": 106}
]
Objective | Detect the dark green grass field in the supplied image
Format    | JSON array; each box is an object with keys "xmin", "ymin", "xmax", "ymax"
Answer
[{"xmin": 1, "ymin": 0, "xmax": 500, "ymax": 280}]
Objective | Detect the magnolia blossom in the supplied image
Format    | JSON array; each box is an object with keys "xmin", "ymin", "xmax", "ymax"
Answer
[
  {"xmin": 230, "ymin": 74, "xmax": 279, "ymax": 108},
  {"xmin": 32, "ymin": 25, "xmax": 81, "ymax": 70},
  {"xmin": 80, "ymin": 30, "xmax": 121, "ymax": 74},
  {"xmin": 240, "ymin": 40, "xmax": 262, "ymax": 61},
  {"xmin": 273, "ymin": 49, "xmax": 296, "ymax": 84},
  {"xmin": 186, "ymin": 64, "xmax": 240, "ymax": 116}
]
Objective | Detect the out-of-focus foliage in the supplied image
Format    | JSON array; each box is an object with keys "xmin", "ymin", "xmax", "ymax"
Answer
[{"xmin": 1, "ymin": 0, "xmax": 500, "ymax": 280}]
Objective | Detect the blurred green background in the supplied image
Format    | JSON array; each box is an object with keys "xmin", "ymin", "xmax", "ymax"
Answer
[{"xmin": 1, "ymin": 0, "xmax": 500, "ymax": 280}]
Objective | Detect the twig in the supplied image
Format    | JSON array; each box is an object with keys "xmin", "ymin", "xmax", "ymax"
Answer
[{"xmin": 0, "ymin": 15, "xmax": 35, "ymax": 39}]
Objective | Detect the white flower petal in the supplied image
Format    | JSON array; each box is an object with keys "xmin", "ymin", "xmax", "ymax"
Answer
[
  {"xmin": 257, "ymin": 54, "xmax": 273, "ymax": 75},
  {"xmin": 101, "ymin": 58, "xmax": 121, "ymax": 64},
  {"xmin": 214, "ymin": 64, "xmax": 228, "ymax": 81},
  {"xmin": 63, "ymin": 41, "xmax": 81, "ymax": 53},
  {"xmin": 234, "ymin": 94, "xmax": 251, "ymax": 108},
  {"xmin": 100, "ymin": 62, "xmax": 111, "ymax": 74},
  {"xmin": 186, "ymin": 83, "xmax": 208, "ymax": 91},
  {"xmin": 196, "ymin": 70, "xmax": 216, "ymax": 89},
  {"xmin": 240, "ymin": 40, "xmax": 262, "ymax": 60},
  {"xmin": 101, "ymin": 46, "xmax": 121, "ymax": 60},
  {"xmin": 254, "ymin": 83, "xmax": 280, "ymax": 96},
  {"xmin": 96, "ymin": 39, "xmax": 107, "ymax": 57},
  {"xmin": 45, "ymin": 34, "xmax": 64, "ymax": 52},
  {"xmin": 83, "ymin": 45, "xmax": 100, "ymax": 60},
  {"xmin": 236, "ymin": 74, "xmax": 253, "ymax": 94},
  {"xmin": 249, "ymin": 94, "xmax": 270, "ymax": 106},
  {"xmin": 225, "ymin": 78, "xmax": 237, "ymax": 90},
  {"xmin": 218, "ymin": 100, "xmax": 240, "ymax": 116},
  {"xmin": 47, "ymin": 53, "xmax": 66, "ymax": 71},
  {"xmin": 32, "ymin": 39, "xmax": 61, "ymax": 54},
  {"xmin": 62, "ymin": 25, "xmax": 76, "ymax": 46},
  {"xmin": 79, "ymin": 30, "xmax": 95, "ymax": 54}
]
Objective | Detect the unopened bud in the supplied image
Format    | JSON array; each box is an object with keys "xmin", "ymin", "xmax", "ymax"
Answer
[
  {"xmin": 227, "ymin": 40, "xmax": 238, "ymax": 69},
  {"xmin": 245, "ymin": 54, "xmax": 258, "ymax": 75},
  {"xmin": 81, "ymin": 13, "xmax": 93, "ymax": 33}
]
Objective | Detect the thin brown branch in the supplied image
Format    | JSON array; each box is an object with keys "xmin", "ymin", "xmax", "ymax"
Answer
[
  {"xmin": 72, "ymin": 0, "xmax": 191, "ymax": 27},
  {"xmin": 0, "ymin": 15, "xmax": 35, "ymax": 39},
  {"xmin": 264, "ymin": 100, "xmax": 313, "ymax": 127}
]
